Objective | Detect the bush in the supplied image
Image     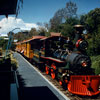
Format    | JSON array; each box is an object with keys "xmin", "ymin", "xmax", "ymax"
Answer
[
  {"xmin": 91, "ymin": 55, "xmax": 100, "ymax": 75},
  {"xmin": 0, "ymin": 48, "xmax": 2, "ymax": 56},
  {"xmin": 10, "ymin": 53, "xmax": 18, "ymax": 71}
]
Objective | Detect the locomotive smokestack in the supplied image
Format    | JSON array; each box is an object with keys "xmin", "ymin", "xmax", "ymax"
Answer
[
  {"xmin": 74, "ymin": 25, "xmax": 84, "ymax": 40},
  {"xmin": 74, "ymin": 25, "xmax": 84, "ymax": 51},
  {"xmin": 74, "ymin": 25, "xmax": 84, "ymax": 34}
]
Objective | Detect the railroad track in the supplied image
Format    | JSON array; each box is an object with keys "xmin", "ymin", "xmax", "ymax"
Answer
[{"xmin": 32, "ymin": 64, "xmax": 100, "ymax": 100}]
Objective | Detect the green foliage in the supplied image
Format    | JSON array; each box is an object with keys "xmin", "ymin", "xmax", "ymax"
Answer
[
  {"xmin": 38, "ymin": 27, "xmax": 47, "ymax": 36},
  {"xmin": 14, "ymin": 27, "xmax": 48, "ymax": 42},
  {"xmin": 87, "ymin": 8, "xmax": 100, "ymax": 32},
  {"xmin": 10, "ymin": 53, "xmax": 18, "ymax": 71},
  {"xmin": 80, "ymin": 8, "xmax": 100, "ymax": 73},
  {"xmin": 0, "ymin": 38, "xmax": 8, "ymax": 50},
  {"xmin": 66, "ymin": 17, "xmax": 80, "ymax": 25},
  {"xmin": 86, "ymin": 38, "xmax": 94, "ymax": 56},
  {"xmin": 80, "ymin": 8, "xmax": 100, "ymax": 56},
  {"xmin": 11, "ymin": 43, "xmax": 16, "ymax": 51},
  {"xmin": 0, "ymin": 48, "xmax": 2, "ymax": 56},
  {"xmin": 87, "ymin": 34, "xmax": 100, "ymax": 56},
  {"xmin": 80, "ymin": 8, "xmax": 100, "ymax": 34},
  {"xmin": 14, "ymin": 32, "xmax": 28, "ymax": 41},
  {"xmin": 29, "ymin": 28, "xmax": 38, "ymax": 36},
  {"xmin": 0, "ymin": 56, "xmax": 11, "ymax": 69},
  {"xmin": 52, "ymin": 17, "xmax": 80, "ymax": 39},
  {"xmin": 80, "ymin": 14, "xmax": 87, "ymax": 25},
  {"xmin": 61, "ymin": 24, "xmax": 74, "ymax": 37},
  {"xmin": 91, "ymin": 55, "xmax": 100, "ymax": 75},
  {"xmin": 0, "ymin": 53, "xmax": 18, "ymax": 71}
]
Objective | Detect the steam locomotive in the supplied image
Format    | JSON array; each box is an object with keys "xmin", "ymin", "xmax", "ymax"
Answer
[{"xmin": 16, "ymin": 25, "xmax": 100, "ymax": 96}]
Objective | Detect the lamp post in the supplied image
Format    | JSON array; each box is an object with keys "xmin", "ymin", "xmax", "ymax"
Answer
[
  {"xmin": 0, "ymin": 26, "xmax": 1, "ymax": 37},
  {"xmin": 5, "ymin": 28, "xmax": 21, "ymax": 57}
]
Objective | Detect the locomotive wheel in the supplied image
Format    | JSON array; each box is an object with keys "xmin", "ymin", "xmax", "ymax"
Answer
[
  {"xmin": 45, "ymin": 65, "xmax": 49, "ymax": 75},
  {"xmin": 51, "ymin": 63, "xmax": 56, "ymax": 79},
  {"xmin": 51, "ymin": 69, "xmax": 56, "ymax": 79},
  {"xmin": 59, "ymin": 80, "xmax": 63, "ymax": 86}
]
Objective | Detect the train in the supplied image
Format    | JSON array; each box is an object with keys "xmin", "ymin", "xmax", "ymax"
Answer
[{"xmin": 15, "ymin": 25, "xmax": 100, "ymax": 96}]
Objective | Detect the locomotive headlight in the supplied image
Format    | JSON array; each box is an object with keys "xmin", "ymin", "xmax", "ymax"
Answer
[
  {"xmin": 81, "ymin": 61, "xmax": 87, "ymax": 67},
  {"xmin": 62, "ymin": 73, "xmax": 67, "ymax": 77}
]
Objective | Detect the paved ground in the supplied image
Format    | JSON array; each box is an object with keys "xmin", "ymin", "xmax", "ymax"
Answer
[{"xmin": 14, "ymin": 52, "xmax": 70, "ymax": 100}]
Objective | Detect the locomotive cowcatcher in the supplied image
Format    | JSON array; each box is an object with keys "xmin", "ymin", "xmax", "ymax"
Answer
[{"xmin": 16, "ymin": 25, "xmax": 100, "ymax": 96}]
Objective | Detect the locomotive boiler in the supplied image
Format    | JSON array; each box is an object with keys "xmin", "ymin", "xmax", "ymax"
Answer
[{"xmin": 16, "ymin": 25, "xmax": 100, "ymax": 96}]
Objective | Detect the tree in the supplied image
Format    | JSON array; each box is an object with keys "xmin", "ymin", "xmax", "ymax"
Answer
[
  {"xmin": 83, "ymin": 8, "xmax": 100, "ymax": 34},
  {"xmin": 49, "ymin": 1, "xmax": 78, "ymax": 32},
  {"xmin": 80, "ymin": 8, "xmax": 100, "ymax": 55},
  {"xmin": 66, "ymin": 1, "xmax": 77, "ymax": 18},
  {"xmin": 14, "ymin": 32, "xmax": 26, "ymax": 41},
  {"xmin": 80, "ymin": 14, "xmax": 87, "ymax": 25},
  {"xmin": 60, "ymin": 17, "xmax": 80, "ymax": 39},
  {"xmin": 29, "ymin": 28, "xmax": 38, "ymax": 36},
  {"xmin": 38, "ymin": 27, "xmax": 48, "ymax": 36},
  {"xmin": 37, "ymin": 22, "xmax": 43, "ymax": 26},
  {"xmin": 0, "ymin": 38, "xmax": 8, "ymax": 50},
  {"xmin": 61, "ymin": 24, "xmax": 74, "ymax": 37},
  {"xmin": 43, "ymin": 22, "xmax": 50, "ymax": 31}
]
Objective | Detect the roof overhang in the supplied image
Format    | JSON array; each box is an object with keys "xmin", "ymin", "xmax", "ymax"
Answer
[{"xmin": 0, "ymin": 0, "xmax": 18, "ymax": 15}]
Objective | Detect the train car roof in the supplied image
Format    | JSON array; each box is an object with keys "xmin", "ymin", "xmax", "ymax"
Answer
[
  {"xmin": 40, "ymin": 36, "xmax": 67, "ymax": 41},
  {"xmin": 16, "ymin": 35, "xmax": 68, "ymax": 45},
  {"xmin": 16, "ymin": 36, "xmax": 46, "ymax": 44},
  {"xmin": 23, "ymin": 36, "xmax": 46, "ymax": 43}
]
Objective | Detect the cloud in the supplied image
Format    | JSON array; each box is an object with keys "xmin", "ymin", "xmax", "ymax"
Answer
[{"xmin": 0, "ymin": 17, "xmax": 38, "ymax": 36}]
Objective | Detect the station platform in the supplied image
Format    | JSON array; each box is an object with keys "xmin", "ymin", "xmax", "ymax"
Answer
[{"xmin": 14, "ymin": 52, "xmax": 70, "ymax": 100}]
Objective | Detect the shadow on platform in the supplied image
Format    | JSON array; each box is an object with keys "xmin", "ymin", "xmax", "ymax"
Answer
[
  {"xmin": 17, "ymin": 73, "xmax": 59, "ymax": 100},
  {"xmin": 19, "ymin": 86, "xmax": 59, "ymax": 100}
]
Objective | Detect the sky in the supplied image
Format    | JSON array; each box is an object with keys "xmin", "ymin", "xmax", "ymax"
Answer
[{"xmin": 0, "ymin": 0, "xmax": 100, "ymax": 35}]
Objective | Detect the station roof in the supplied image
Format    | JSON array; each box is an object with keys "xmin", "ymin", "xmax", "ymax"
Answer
[{"xmin": 0, "ymin": 0, "xmax": 18, "ymax": 16}]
